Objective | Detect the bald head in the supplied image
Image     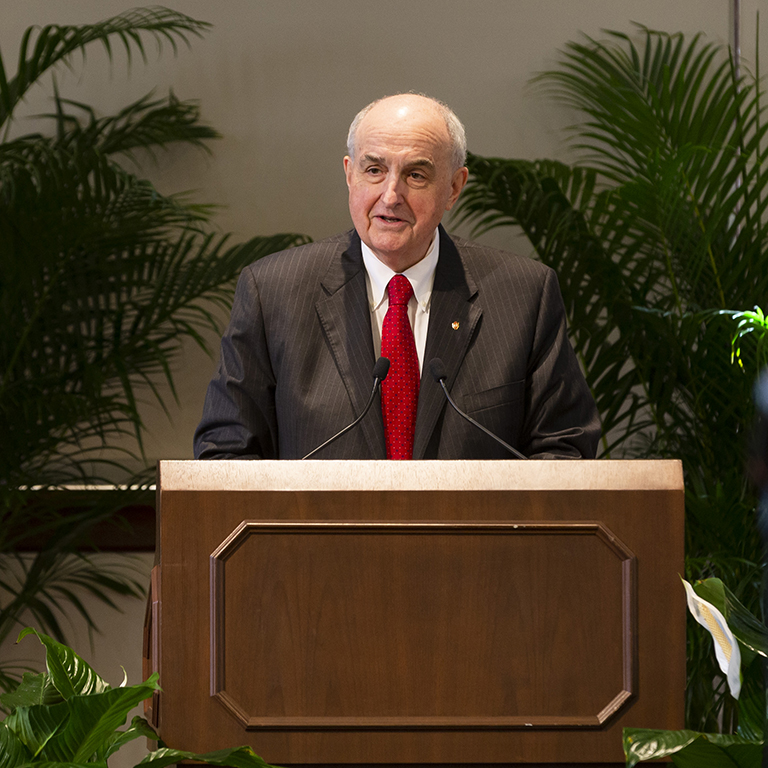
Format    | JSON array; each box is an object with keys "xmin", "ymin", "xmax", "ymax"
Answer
[
  {"xmin": 343, "ymin": 93, "xmax": 469, "ymax": 272},
  {"xmin": 347, "ymin": 94, "xmax": 467, "ymax": 171}
]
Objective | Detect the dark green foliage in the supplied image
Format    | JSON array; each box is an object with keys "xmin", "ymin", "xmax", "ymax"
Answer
[
  {"xmin": 0, "ymin": 7, "xmax": 309, "ymax": 681},
  {"xmin": 624, "ymin": 728, "xmax": 762, "ymax": 768},
  {"xmin": 0, "ymin": 628, "xmax": 278, "ymax": 768},
  {"xmin": 624, "ymin": 578, "xmax": 768, "ymax": 766},
  {"xmin": 451, "ymin": 27, "xmax": 768, "ymax": 730}
]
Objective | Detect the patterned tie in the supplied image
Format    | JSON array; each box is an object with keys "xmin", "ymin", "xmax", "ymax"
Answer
[{"xmin": 381, "ymin": 275, "xmax": 420, "ymax": 460}]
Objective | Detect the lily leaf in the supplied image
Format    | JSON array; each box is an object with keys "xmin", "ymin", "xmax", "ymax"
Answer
[
  {"xmin": 139, "ymin": 746, "xmax": 278, "ymax": 768},
  {"xmin": 2, "ymin": 700, "xmax": 69, "ymax": 758},
  {"xmin": 0, "ymin": 671, "xmax": 59, "ymax": 710},
  {"xmin": 41, "ymin": 675, "xmax": 159, "ymax": 763},
  {"xmin": 102, "ymin": 715, "xmax": 158, "ymax": 759},
  {"xmin": 12, "ymin": 763, "xmax": 106, "ymax": 768},
  {"xmin": 623, "ymin": 727, "xmax": 762, "ymax": 767},
  {"xmin": 0, "ymin": 723, "xmax": 34, "ymax": 768},
  {"xmin": 17, "ymin": 629, "xmax": 109, "ymax": 700}
]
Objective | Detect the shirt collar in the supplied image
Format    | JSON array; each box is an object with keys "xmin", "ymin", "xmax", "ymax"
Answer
[{"xmin": 361, "ymin": 228, "xmax": 440, "ymax": 313}]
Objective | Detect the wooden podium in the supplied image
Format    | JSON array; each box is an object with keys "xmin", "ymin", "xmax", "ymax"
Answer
[{"xmin": 145, "ymin": 460, "xmax": 685, "ymax": 767}]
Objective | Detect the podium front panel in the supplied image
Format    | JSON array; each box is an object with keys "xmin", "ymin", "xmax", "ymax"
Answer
[{"xmin": 151, "ymin": 460, "xmax": 684, "ymax": 766}]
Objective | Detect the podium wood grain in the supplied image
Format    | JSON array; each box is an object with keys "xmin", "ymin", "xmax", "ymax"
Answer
[{"xmin": 148, "ymin": 460, "xmax": 684, "ymax": 767}]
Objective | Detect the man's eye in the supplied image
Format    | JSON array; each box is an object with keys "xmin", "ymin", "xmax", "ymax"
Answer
[{"xmin": 365, "ymin": 167, "xmax": 383, "ymax": 175}]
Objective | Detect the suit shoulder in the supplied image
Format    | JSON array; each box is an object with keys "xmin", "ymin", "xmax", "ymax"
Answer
[{"xmin": 241, "ymin": 230, "xmax": 354, "ymax": 284}]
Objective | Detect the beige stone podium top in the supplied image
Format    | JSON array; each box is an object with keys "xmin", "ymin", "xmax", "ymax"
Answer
[{"xmin": 157, "ymin": 458, "xmax": 682, "ymax": 492}]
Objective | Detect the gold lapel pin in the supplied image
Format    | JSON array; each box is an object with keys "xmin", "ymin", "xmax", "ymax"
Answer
[{"xmin": 452, "ymin": 321, "xmax": 460, "ymax": 330}]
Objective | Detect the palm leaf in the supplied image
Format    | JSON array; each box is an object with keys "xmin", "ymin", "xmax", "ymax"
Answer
[
  {"xmin": 0, "ymin": 504, "xmax": 148, "ymax": 648},
  {"xmin": 1, "ymin": 129, "xmax": 309, "ymax": 484},
  {"xmin": 45, "ymin": 90, "xmax": 221, "ymax": 163},
  {"xmin": 0, "ymin": 8, "xmax": 210, "ymax": 131}
]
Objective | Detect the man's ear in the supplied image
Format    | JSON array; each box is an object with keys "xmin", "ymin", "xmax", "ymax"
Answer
[
  {"xmin": 446, "ymin": 166, "xmax": 469, "ymax": 210},
  {"xmin": 343, "ymin": 155, "xmax": 353, "ymax": 187}
]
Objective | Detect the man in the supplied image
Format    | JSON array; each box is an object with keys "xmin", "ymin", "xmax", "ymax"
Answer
[{"xmin": 194, "ymin": 94, "xmax": 600, "ymax": 460}]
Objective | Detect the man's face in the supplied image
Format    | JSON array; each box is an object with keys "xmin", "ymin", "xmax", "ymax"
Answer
[{"xmin": 344, "ymin": 96, "xmax": 468, "ymax": 273}]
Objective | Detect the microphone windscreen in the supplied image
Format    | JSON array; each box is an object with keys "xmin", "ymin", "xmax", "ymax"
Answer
[
  {"xmin": 373, "ymin": 356, "xmax": 391, "ymax": 381},
  {"xmin": 429, "ymin": 358, "xmax": 447, "ymax": 382}
]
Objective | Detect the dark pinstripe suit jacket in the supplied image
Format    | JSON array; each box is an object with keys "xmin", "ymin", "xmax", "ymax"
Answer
[{"xmin": 193, "ymin": 227, "xmax": 600, "ymax": 460}]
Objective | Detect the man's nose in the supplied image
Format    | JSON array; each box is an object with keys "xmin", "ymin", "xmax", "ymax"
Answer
[{"xmin": 381, "ymin": 173, "xmax": 405, "ymax": 206}]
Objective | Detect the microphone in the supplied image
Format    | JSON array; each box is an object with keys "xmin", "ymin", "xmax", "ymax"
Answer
[
  {"xmin": 429, "ymin": 358, "xmax": 528, "ymax": 460},
  {"xmin": 301, "ymin": 357, "xmax": 390, "ymax": 459}
]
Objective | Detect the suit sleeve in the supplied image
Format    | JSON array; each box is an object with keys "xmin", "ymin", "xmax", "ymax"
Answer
[
  {"xmin": 522, "ymin": 268, "xmax": 601, "ymax": 459},
  {"xmin": 193, "ymin": 268, "xmax": 278, "ymax": 459}
]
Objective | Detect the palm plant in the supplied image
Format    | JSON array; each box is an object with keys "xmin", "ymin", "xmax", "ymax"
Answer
[
  {"xmin": 451, "ymin": 27, "xmax": 768, "ymax": 731},
  {"xmin": 0, "ymin": 7, "xmax": 309, "ymax": 686}
]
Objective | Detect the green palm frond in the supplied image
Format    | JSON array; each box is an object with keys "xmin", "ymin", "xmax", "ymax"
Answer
[
  {"xmin": 0, "ymin": 552, "xmax": 145, "ymax": 644},
  {"xmin": 0, "ymin": 128, "xmax": 308, "ymax": 485},
  {"xmin": 0, "ymin": 7, "xmax": 210, "ymax": 131},
  {"xmin": 47, "ymin": 90, "xmax": 221, "ymax": 162},
  {"xmin": 0, "ymin": 32, "xmax": 311, "ymax": 489},
  {"xmin": 728, "ymin": 306, "xmax": 768, "ymax": 369},
  {"xmin": 451, "ymin": 26, "xmax": 768, "ymax": 731}
]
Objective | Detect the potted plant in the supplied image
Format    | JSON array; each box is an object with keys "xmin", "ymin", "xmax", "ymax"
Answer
[
  {"xmin": 624, "ymin": 577, "xmax": 768, "ymax": 766},
  {"xmin": 1, "ymin": 627, "xmax": 280, "ymax": 768}
]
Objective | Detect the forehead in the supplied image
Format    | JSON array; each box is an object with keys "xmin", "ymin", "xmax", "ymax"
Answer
[{"xmin": 354, "ymin": 100, "xmax": 452, "ymax": 165}]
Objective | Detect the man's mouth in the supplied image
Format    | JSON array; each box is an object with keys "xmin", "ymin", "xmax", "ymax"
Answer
[{"xmin": 376, "ymin": 215, "xmax": 405, "ymax": 223}]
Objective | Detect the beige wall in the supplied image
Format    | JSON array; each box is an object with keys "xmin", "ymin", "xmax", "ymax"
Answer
[{"xmin": 0, "ymin": 2, "xmax": 763, "ymax": 765}]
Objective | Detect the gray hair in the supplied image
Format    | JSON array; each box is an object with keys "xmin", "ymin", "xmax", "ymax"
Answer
[{"xmin": 346, "ymin": 94, "xmax": 467, "ymax": 170}]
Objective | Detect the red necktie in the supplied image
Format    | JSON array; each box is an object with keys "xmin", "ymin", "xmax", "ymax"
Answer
[{"xmin": 381, "ymin": 275, "xmax": 420, "ymax": 460}]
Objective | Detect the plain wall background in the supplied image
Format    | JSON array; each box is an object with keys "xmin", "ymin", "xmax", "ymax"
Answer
[{"xmin": 1, "ymin": 2, "xmax": 763, "ymax": 766}]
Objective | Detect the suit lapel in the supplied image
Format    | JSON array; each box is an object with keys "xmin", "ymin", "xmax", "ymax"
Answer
[
  {"xmin": 413, "ymin": 229, "xmax": 481, "ymax": 459},
  {"xmin": 315, "ymin": 233, "xmax": 386, "ymax": 457}
]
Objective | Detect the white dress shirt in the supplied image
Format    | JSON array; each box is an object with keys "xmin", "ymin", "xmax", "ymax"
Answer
[{"xmin": 361, "ymin": 228, "xmax": 440, "ymax": 374}]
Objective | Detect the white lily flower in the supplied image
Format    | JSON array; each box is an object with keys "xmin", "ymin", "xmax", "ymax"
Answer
[{"xmin": 683, "ymin": 579, "xmax": 741, "ymax": 699}]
